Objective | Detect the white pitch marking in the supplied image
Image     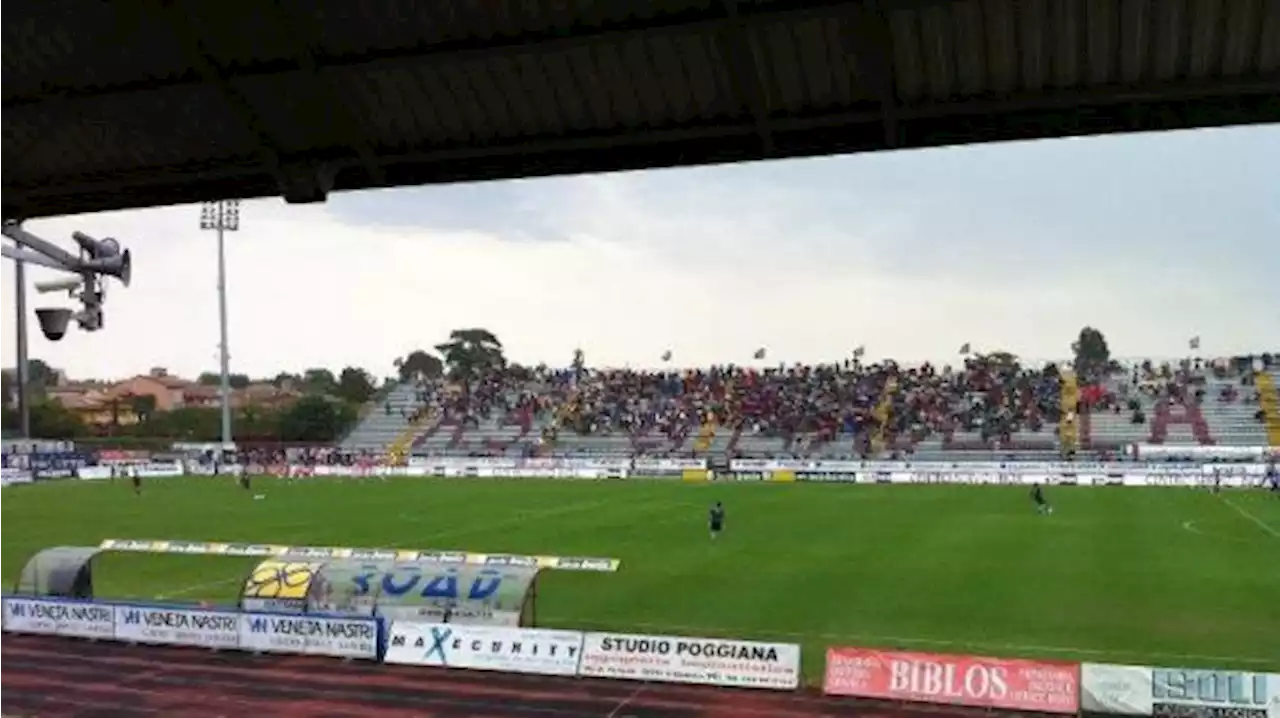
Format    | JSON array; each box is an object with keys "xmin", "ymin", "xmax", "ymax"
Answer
[
  {"xmin": 605, "ymin": 683, "xmax": 647, "ymax": 718},
  {"xmin": 1217, "ymin": 494, "xmax": 1280, "ymax": 539}
]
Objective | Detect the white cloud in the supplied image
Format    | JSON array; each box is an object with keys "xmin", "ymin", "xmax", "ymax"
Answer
[{"xmin": 2, "ymin": 127, "xmax": 1276, "ymax": 381}]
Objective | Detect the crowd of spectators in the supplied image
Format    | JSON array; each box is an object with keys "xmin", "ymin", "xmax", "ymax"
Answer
[{"xmin": 393, "ymin": 354, "xmax": 1074, "ymax": 450}]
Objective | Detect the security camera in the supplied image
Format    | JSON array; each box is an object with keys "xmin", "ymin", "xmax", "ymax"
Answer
[{"xmin": 35, "ymin": 308, "xmax": 73, "ymax": 342}]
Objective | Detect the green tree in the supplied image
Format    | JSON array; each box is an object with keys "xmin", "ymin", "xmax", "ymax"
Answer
[
  {"xmin": 1, "ymin": 370, "xmax": 14, "ymax": 408},
  {"xmin": 394, "ymin": 350, "xmax": 444, "ymax": 382},
  {"xmin": 302, "ymin": 368, "xmax": 338, "ymax": 395},
  {"xmin": 197, "ymin": 372, "xmax": 220, "ymax": 386},
  {"xmin": 271, "ymin": 372, "xmax": 302, "ymax": 389},
  {"xmin": 138, "ymin": 407, "xmax": 220, "ymax": 439},
  {"xmin": 1072, "ymin": 326, "xmax": 1112, "ymax": 379},
  {"xmin": 24, "ymin": 358, "xmax": 58, "ymax": 398},
  {"xmin": 277, "ymin": 395, "xmax": 357, "ymax": 442},
  {"xmin": 229, "ymin": 373, "xmax": 251, "ymax": 389},
  {"xmin": 435, "ymin": 329, "xmax": 505, "ymax": 392},
  {"xmin": 337, "ymin": 367, "xmax": 377, "ymax": 404},
  {"xmin": 29, "ymin": 400, "xmax": 86, "ymax": 438},
  {"xmin": 128, "ymin": 393, "xmax": 157, "ymax": 423}
]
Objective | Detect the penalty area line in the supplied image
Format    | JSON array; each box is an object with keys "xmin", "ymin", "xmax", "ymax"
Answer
[{"xmin": 1216, "ymin": 494, "xmax": 1280, "ymax": 539}]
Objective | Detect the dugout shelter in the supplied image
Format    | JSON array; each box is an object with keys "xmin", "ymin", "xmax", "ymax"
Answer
[
  {"xmin": 12, "ymin": 546, "xmax": 101, "ymax": 599},
  {"xmin": 239, "ymin": 557, "xmax": 541, "ymax": 627}
]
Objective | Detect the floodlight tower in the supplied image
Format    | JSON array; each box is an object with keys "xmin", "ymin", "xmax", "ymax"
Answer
[{"xmin": 199, "ymin": 200, "xmax": 240, "ymax": 448}]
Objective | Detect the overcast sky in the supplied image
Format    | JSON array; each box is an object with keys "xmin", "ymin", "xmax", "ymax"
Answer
[{"xmin": 2, "ymin": 125, "xmax": 1277, "ymax": 382}]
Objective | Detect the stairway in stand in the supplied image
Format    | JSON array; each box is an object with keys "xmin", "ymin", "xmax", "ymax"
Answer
[
  {"xmin": 1059, "ymin": 369, "xmax": 1080, "ymax": 453},
  {"xmin": 871, "ymin": 379, "xmax": 896, "ymax": 455},
  {"xmin": 387, "ymin": 410, "xmax": 435, "ymax": 465},
  {"xmin": 693, "ymin": 415, "xmax": 717, "ymax": 453},
  {"xmin": 1255, "ymin": 372, "xmax": 1280, "ymax": 447}
]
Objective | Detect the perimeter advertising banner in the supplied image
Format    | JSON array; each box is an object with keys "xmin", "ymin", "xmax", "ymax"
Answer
[
  {"xmin": 824, "ymin": 647, "xmax": 1080, "ymax": 714},
  {"xmin": 385, "ymin": 622, "xmax": 584, "ymax": 676},
  {"xmin": 1082, "ymin": 664, "xmax": 1279, "ymax": 718},
  {"xmin": 580, "ymin": 631, "xmax": 801, "ymax": 690}
]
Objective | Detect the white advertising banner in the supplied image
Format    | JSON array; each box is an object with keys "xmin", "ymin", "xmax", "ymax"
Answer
[
  {"xmin": 115, "ymin": 605, "xmax": 240, "ymax": 649},
  {"xmin": 579, "ymin": 632, "xmax": 801, "ymax": 690},
  {"xmin": 2, "ymin": 597, "xmax": 115, "ymax": 639},
  {"xmin": 1083, "ymin": 663, "xmax": 1280, "ymax": 718},
  {"xmin": 386, "ymin": 622, "xmax": 584, "ymax": 676},
  {"xmin": 238, "ymin": 613, "xmax": 378, "ymax": 660},
  {"xmin": 77, "ymin": 466, "xmax": 113, "ymax": 480}
]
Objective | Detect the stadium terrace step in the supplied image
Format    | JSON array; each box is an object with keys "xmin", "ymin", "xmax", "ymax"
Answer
[{"xmin": 1255, "ymin": 372, "xmax": 1280, "ymax": 446}]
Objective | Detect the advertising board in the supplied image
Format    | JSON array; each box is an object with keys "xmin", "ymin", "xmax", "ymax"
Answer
[
  {"xmin": 824, "ymin": 647, "xmax": 1080, "ymax": 714},
  {"xmin": 1, "ymin": 468, "xmax": 34, "ymax": 486},
  {"xmin": 238, "ymin": 613, "xmax": 378, "ymax": 660},
  {"xmin": 385, "ymin": 622, "xmax": 584, "ymax": 676},
  {"xmin": 579, "ymin": 631, "xmax": 801, "ymax": 690},
  {"xmin": 115, "ymin": 605, "xmax": 240, "ymax": 649},
  {"xmin": 1082, "ymin": 664, "xmax": 1279, "ymax": 718},
  {"xmin": 2, "ymin": 597, "xmax": 115, "ymax": 639}
]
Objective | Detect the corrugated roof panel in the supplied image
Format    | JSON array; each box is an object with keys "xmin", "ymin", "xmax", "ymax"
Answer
[
  {"xmin": 1017, "ymin": 0, "xmax": 1052, "ymax": 92},
  {"xmin": 561, "ymin": 45, "xmax": 613, "ymax": 128},
  {"xmin": 186, "ymin": 1, "xmax": 304, "ymax": 70},
  {"xmin": 1118, "ymin": 0, "xmax": 1154, "ymax": 84},
  {"xmin": 233, "ymin": 76, "xmax": 340, "ymax": 154},
  {"xmin": 440, "ymin": 61, "xmax": 501, "ymax": 139},
  {"xmin": 888, "ymin": 10, "xmax": 925, "ymax": 102},
  {"xmin": 1186, "ymin": 0, "xmax": 1225, "ymax": 80},
  {"xmin": 918, "ymin": 3, "xmax": 957, "ymax": 101},
  {"xmin": 1050, "ymin": 0, "xmax": 1084, "ymax": 88},
  {"xmin": 1, "ymin": 1, "xmax": 191, "ymax": 99},
  {"xmin": 1084, "ymin": 0, "xmax": 1119, "ymax": 85},
  {"xmin": 982, "ymin": 0, "xmax": 1020, "ymax": 95},
  {"xmin": 819, "ymin": 17, "xmax": 857, "ymax": 105},
  {"xmin": 673, "ymin": 35, "xmax": 725, "ymax": 119},
  {"xmin": 1259, "ymin": 0, "xmax": 1280, "ymax": 72},
  {"xmin": 409, "ymin": 64, "xmax": 471, "ymax": 141},
  {"xmin": 617, "ymin": 37, "xmax": 670, "ymax": 123},
  {"xmin": 335, "ymin": 66, "xmax": 436, "ymax": 148},
  {"xmin": 1219, "ymin": 0, "xmax": 1264, "ymax": 77},
  {"xmin": 463, "ymin": 58, "xmax": 521, "ymax": 135},
  {"xmin": 1150, "ymin": 0, "xmax": 1188, "ymax": 82},
  {"xmin": 486, "ymin": 55, "xmax": 544, "ymax": 134},
  {"xmin": 790, "ymin": 18, "xmax": 837, "ymax": 108},
  {"xmin": 651, "ymin": 35, "xmax": 701, "ymax": 123},
  {"xmin": 9, "ymin": 86, "xmax": 254, "ymax": 179},
  {"xmin": 760, "ymin": 22, "xmax": 806, "ymax": 113},
  {"xmin": 592, "ymin": 43, "xmax": 644, "ymax": 126},
  {"xmin": 512, "ymin": 53, "xmax": 567, "ymax": 132},
  {"xmin": 949, "ymin": 1, "xmax": 987, "ymax": 97},
  {"xmin": 538, "ymin": 50, "xmax": 593, "ymax": 130}
]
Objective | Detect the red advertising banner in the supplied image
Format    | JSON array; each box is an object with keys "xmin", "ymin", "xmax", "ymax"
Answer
[{"xmin": 824, "ymin": 647, "xmax": 1080, "ymax": 714}]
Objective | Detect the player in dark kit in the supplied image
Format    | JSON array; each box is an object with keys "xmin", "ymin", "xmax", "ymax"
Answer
[
  {"xmin": 131, "ymin": 470, "xmax": 142, "ymax": 496},
  {"xmin": 709, "ymin": 501, "xmax": 725, "ymax": 540},
  {"xmin": 238, "ymin": 464, "xmax": 250, "ymax": 491},
  {"xmin": 1031, "ymin": 483, "xmax": 1052, "ymax": 515}
]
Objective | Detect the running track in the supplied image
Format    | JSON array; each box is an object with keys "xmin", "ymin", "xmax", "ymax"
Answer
[{"xmin": 2, "ymin": 634, "xmax": 1027, "ymax": 718}]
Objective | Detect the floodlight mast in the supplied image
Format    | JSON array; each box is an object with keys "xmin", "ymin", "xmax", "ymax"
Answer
[
  {"xmin": 199, "ymin": 200, "xmax": 240, "ymax": 449},
  {"xmin": 1, "ymin": 221, "xmax": 133, "ymax": 439}
]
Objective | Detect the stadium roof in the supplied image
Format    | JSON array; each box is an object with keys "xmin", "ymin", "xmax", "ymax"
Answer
[{"xmin": 4, "ymin": 0, "xmax": 1279, "ymax": 220}]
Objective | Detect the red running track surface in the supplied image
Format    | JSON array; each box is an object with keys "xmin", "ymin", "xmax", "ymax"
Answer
[{"xmin": 1, "ymin": 634, "xmax": 1024, "ymax": 718}]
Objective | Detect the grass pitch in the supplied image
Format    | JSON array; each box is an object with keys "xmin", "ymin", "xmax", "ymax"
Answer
[{"xmin": 3, "ymin": 476, "xmax": 1278, "ymax": 679}]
